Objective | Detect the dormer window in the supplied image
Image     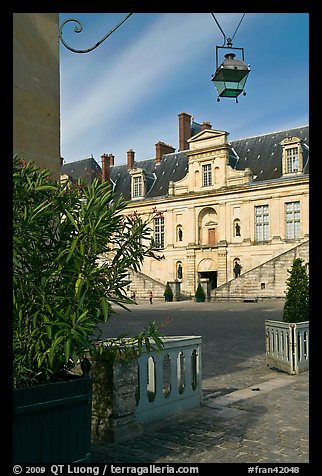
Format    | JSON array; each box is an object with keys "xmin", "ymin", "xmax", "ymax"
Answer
[
  {"xmin": 281, "ymin": 137, "xmax": 303, "ymax": 176},
  {"xmin": 130, "ymin": 169, "xmax": 145, "ymax": 199},
  {"xmin": 133, "ymin": 176, "xmax": 143, "ymax": 197},
  {"xmin": 286, "ymin": 148, "xmax": 299, "ymax": 173}
]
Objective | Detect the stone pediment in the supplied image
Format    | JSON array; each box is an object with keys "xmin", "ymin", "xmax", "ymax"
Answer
[
  {"xmin": 129, "ymin": 167, "xmax": 144, "ymax": 175},
  {"xmin": 205, "ymin": 220, "xmax": 218, "ymax": 226},
  {"xmin": 188, "ymin": 129, "xmax": 228, "ymax": 151},
  {"xmin": 280, "ymin": 136, "xmax": 301, "ymax": 146}
]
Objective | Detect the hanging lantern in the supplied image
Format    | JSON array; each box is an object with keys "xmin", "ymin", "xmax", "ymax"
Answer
[{"xmin": 211, "ymin": 39, "xmax": 250, "ymax": 102}]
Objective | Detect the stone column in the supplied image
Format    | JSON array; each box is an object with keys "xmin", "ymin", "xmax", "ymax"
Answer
[
  {"xmin": 217, "ymin": 245, "xmax": 228, "ymax": 286},
  {"xmin": 186, "ymin": 246, "xmax": 196, "ymax": 297},
  {"xmin": 91, "ymin": 357, "xmax": 142, "ymax": 443},
  {"xmin": 168, "ymin": 281, "xmax": 180, "ymax": 301}
]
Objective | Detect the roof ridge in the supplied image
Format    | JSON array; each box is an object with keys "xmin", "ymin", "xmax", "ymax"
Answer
[
  {"xmin": 230, "ymin": 125, "xmax": 309, "ymax": 143},
  {"xmin": 62, "ymin": 156, "xmax": 99, "ymax": 167}
]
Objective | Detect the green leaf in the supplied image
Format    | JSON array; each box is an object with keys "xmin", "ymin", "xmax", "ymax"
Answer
[
  {"xmin": 75, "ymin": 271, "xmax": 84, "ymax": 297},
  {"xmin": 66, "ymin": 236, "xmax": 78, "ymax": 262},
  {"xmin": 101, "ymin": 296, "xmax": 109, "ymax": 321},
  {"xmin": 64, "ymin": 340, "xmax": 71, "ymax": 363},
  {"xmin": 64, "ymin": 209, "xmax": 78, "ymax": 229},
  {"xmin": 34, "ymin": 185, "xmax": 56, "ymax": 191}
]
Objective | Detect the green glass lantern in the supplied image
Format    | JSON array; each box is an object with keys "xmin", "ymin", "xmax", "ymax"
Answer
[{"xmin": 211, "ymin": 40, "xmax": 250, "ymax": 102}]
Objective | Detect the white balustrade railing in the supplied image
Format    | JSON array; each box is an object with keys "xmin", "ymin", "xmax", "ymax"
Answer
[
  {"xmin": 265, "ymin": 320, "xmax": 309, "ymax": 375},
  {"xmin": 135, "ymin": 336, "xmax": 202, "ymax": 423}
]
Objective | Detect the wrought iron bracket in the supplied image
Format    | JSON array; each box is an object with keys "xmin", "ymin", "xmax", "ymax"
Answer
[{"xmin": 59, "ymin": 13, "xmax": 133, "ymax": 54}]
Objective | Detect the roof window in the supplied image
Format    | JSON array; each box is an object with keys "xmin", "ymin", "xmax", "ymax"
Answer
[{"xmin": 281, "ymin": 136, "xmax": 303, "ymax": 176}]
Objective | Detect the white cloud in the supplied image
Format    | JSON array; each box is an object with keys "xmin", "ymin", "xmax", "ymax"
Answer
[
  {"xmin": 60, "ymin": 13, "xmax": 309, "ymax": 165},
  {"xmin": 60, "ymin": 13, "xmax": 245, "ymax": 160}
]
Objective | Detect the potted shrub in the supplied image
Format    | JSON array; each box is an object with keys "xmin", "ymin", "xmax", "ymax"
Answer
[
  {"xmin": 13, "ymin": 157, "xmax": 163, "ymax": 462},
  {"xmin": 282, "ymin": 257, "xmax": 309, "ymax": 324},
  {"xmin": 265, "ymin": 257, "xmax": 309, "ymax": 374},
  {"xmin": 195, "ymin": 283, "xmax": 206, "ymax": 302},
  {"xmin": 164, "ymin": 282, "xmax": 174, "ymax": 302}
]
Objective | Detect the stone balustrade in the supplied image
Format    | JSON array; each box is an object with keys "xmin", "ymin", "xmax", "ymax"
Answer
[
  {"xmin": 135, "ymin": 336, "xmax": 202, "ymax": 423},
  {"xmin": 265, "ymin": 320, "xmax": 309, "ymax": 375},
  {"xmin": 91, "ymin": 336, "xmax": 202, "ymax": 442}
]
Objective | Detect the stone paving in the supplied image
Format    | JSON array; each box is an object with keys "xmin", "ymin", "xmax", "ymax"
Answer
[{"xmin": 91, "ymin": 300, "xmax": 309, "ymax": 464}]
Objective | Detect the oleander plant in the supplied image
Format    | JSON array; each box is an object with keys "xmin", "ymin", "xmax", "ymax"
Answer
[{"xmin": 13, "ymin": 156, "xmax": 163, "ymax": 388}]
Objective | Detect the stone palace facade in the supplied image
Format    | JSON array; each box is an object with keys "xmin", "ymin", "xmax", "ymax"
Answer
[{"xmin": 61, "ymin": 112, "xmax": 309, "ymax": 300}]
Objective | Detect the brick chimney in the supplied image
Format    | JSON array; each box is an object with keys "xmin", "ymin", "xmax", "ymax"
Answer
[
  {"xmin": 101, "ymin": 153, "xmax": 110, "ymax": 183},
  {"xmin": 127, "ymin": 149, "xmax": 135, "ymax": 170},
  {"xmin": 155, "ymin": 141, "xmax": 175, "ymax": 164},
  {"xmin": 201, "ymin": 121, "xmax": 212, "ymax": 130},
  {"xmin": 178, "ymin": 112, "xmax": 192, "ymax": 151},
  {"xmin": 108, "ymin": 153, "xmax": 115, "ymax": 166}
]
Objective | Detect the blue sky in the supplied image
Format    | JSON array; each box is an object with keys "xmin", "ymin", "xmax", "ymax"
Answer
[{"xmin": 59, "ymin": 13, "xmax": 309, "ymax": 166}]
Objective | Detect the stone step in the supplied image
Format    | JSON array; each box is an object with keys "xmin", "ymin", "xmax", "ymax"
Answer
[{"xmin": 211, "ymin": 240, "xmax": 309, "ymax": 301}]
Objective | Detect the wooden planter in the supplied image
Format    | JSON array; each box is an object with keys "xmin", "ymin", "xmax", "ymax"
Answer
[
  {"xmin": 13, "ymin": 376, "xmax": 92, "ymax": 463},
  {"xmin": 265, "ymin": 320, "xmax": 309, "ymax": 375},
  {"xmin": 195, "ymin": 296, "xmax": 205, "ymax": 302}
]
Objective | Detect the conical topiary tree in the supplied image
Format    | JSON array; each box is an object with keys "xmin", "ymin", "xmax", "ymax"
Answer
[
  {"xmin": 283, "ymin": 257, "xmax": 309, "ymax": 323},
  {"xmin": 163, "ymin": 282, "xmax": 173, "ymax": 302},
  {"xmin": 195, "ymin": 283, "xmax": 206, "ymax": 302}
]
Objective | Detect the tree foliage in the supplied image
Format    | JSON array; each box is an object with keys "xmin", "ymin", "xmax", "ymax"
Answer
[
  {"xmin": 195, "ymin": 283, "xmax": 206, "ymax": 301},
  {"xmin": 13, "ymin": 157, "xmax": 163, "ymax": 388},
  {"xmin": 163, "ymin": 282, "xmax": 173, "ymax": 301},
  {"xmin": 282, "ymin": 257, "xmax": 309, "ymax": 323}
]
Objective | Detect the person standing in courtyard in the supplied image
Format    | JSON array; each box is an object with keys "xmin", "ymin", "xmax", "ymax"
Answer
[{"xmin": 149, "ymin": 290, "xmax": 153, "ymax": 304}]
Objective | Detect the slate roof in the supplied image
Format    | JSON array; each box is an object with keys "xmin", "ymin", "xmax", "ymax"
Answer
[
  {"xmin": 191, "ymin": 121, "xmax": 203, "ymax": 136},
  {"xmin": 109, "ymin": 152, "xmax": 188, "ymax": 201},
  {"xmin": 61, "ymin": 157, "xmax": 101, "ymax": 185},
  {"xmin": 61, "ymin": 125, "xmax": 309, "ymax": 199},
  {"xmin": 229, "ymin": 125, "xmax": 309, "ymax": 182}
]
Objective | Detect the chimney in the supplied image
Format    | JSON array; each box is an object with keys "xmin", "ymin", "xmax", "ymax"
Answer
[
  {"xmin": 201, "ymin": 121, "xmax": 212, "ymax": 130},
  {"xmin": 127, "ymin": 149, "xmax": 135, "ymax": 170},
  {"xmin": 178, "ymin": 112, "xmax": 192, "ymax": 151},
  {"xmin": 101, "ymin": 153, "xmax": 110, "ymax": 183},
  {"xmin": 108, "ymin": 153, "xmax": 115, "ymax": 166},
  {"xmin": 155, "ymin": 141, "xmax": 175, "ymax": 164}
]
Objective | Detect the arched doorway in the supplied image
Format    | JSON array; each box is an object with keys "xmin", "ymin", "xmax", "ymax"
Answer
[
  {"xmin": 198, "ymin": 207, "xmax": 218, "ymax": 245},
  {"xmin": 197, "ymin": 258, "xmax": 217, "ymax": 290}
]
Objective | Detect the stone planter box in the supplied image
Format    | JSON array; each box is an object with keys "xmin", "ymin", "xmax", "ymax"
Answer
[{"xmin": 265, "ymin": 320, "xmax": 309, "ymax": 375}]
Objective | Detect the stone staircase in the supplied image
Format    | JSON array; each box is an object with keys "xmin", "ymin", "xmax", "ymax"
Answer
[
  {"xmin": 127, "ymin": 269, "xmax": 167, "ymax": 301},
  {"xmin": 128, "ymin": 270, "xmax": 191, "ymax": 301},
  {"xmin": 211, "ymin": 240, "xmax": 309, "ymax": 301},
  {"xmin": 128, "ymin": 240, "xmax": 309, "ymax": 302}
]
